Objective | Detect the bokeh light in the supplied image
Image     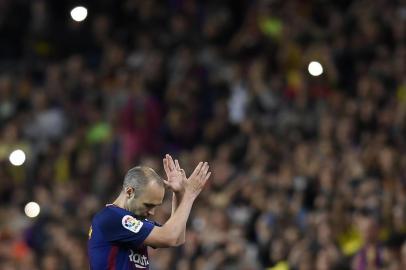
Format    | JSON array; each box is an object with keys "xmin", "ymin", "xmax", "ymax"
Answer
[
  {"xmin": 70, "ymin": 6, "xmax": 88, "ymax": 22},
  {"xmin": 9, "ymin": 149, "xmax": 26, "ymax": 166},
  {"xmin": 308, "ymin": 61, "xmax": 324, "ymax": 76},
  {"xmin": 24, "ymin": 202, "xmax": 41, "ymax": 218}
]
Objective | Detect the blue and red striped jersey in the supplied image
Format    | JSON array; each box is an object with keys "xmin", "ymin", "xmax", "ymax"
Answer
[{"xmin": 88, "ymin": 204, "xmax": 155, "ymax": 270}]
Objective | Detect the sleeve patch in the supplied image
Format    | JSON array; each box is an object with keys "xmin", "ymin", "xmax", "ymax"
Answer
[{"xmin": 122, "ymin": 215, "xmax": 143, "ymax": 233}]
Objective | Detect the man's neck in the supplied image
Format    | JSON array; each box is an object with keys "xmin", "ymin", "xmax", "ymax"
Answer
[{"xmin": 111, "ymin": 193, "xmax": 126, "ymax": 209}]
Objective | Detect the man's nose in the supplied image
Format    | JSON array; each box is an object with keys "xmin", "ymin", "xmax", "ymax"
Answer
[{"xmin": 148, "ymin": 208, "xmax": 155, "ymax": 216}]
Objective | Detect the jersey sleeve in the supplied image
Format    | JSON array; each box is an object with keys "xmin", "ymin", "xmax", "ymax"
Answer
[{"xmin": 97, "ymin": 212, "xmax": 155, "ymax": 248}]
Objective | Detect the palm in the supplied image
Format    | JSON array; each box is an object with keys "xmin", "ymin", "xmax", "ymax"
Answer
[{"xmin": 166, "ymin": 170, "xmax": 185, "ymax": 192}]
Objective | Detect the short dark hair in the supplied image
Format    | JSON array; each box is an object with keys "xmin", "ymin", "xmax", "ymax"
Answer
[{"xmin": 123, "ymin": 166, "xmax": 164, "ymax": 197}]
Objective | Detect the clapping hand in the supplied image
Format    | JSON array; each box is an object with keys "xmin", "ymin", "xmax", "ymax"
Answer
[
  {"xmin": 163, "ymin": 154, "xmax": 187, "ymax": 194},
  {"xmin": 184, "ymin": 161, "xmax": 211, "ymax": 200}
]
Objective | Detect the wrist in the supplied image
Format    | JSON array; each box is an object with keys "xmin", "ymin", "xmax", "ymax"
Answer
[
  {"xmin": 182, "ymin": 192, "xmax": 197, "ymax": 202},
  {"xmin": 174, "ymin": 190, "xmax": 184, "ymax": 197}
]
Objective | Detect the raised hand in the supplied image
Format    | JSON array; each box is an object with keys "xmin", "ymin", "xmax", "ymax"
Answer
[
  {"xmin": 163, "ymin": 154, "xmax": 187, "ymax": 193},
  {"xmin": 184, "ymin": 162, "xmax": 211, "ymax": 200}
]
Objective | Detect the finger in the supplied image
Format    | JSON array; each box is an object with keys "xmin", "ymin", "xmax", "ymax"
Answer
[
  {"xmin": 198, "ymin": 162, "xmax": 208, "ymax": 178},
  {"xmin": 175, "ymin": 159, "xmax": 181, "ymax": 171},
  {"xmin": 180, "ymin": 169, "xmax": 187, "ymax": 179},
  {"xmin": 199, "ymin": 167, "xmax": 209, "ymax": 183},
  {"xmin": 201, "ymin": 172, "xmax": 211, "ymax": 187},
  {"xmin": 163, "ymin": 179, "xmax": 170, "ymax": 186},
  {"xmin": 190, "ymin": 162, "xmax": 204, "ymax": 178},
  {"xmin": 202, "ymin": 163, "xmax": 210, "ymax": 176},
  {"xmin": 163, "ymin": 158, "xmax": 167, "ymax": 171},
  {"xmin": 163, "ymin": 158, "xmax": 170, "ymax": 175},
  {"xmin": 167, "ymin": 154, "xmax": 175, "ymax": 171},
  {"xmin": 201, "ymin": 172, "xmax": 211, "ymax": 185},
  {"xmin": 205, "ymin": 172, "xmax": 211, "ymax": 181}
]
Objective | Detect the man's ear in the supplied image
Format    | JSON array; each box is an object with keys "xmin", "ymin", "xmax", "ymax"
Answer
[{"xmin": 125, "ymin": 187, "xmax": 134, "ymax": 198}]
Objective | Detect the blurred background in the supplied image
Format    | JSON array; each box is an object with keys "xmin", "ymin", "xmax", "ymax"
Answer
[{"xmin": 0, "ymin": 0, "xmax": 406, "ymax": 269}]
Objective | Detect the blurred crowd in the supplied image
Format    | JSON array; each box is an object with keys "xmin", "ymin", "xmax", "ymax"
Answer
[{"xmin": 1, "ymin": 0, "xmax": 406, "ymax": 269}]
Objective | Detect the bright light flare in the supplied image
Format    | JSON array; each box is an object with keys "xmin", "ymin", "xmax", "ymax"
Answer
[
  {"xmin": 70, "ymin": 6, "xmax": 88, "ymax": 22},
  {"xmin": 308, "ymin": 61, "xmax": 324, "ymax": 76},
  {"xmin": 24, "ymin": 202, "xmax": 41, "ymax": 218},
  {"xmin": 9, "ymin": 149, "xmax": 26, "ymax": 166}
]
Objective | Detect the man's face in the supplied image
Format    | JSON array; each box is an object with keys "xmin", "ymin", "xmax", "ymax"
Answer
[{"xmin": 126, "ymin": 181, "xmax": 164, "ymax": 219}]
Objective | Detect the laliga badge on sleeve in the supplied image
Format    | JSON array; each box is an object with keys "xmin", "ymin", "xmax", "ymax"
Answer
[{"xmin": 122, "ymin": 215, "xmax": 143, "ymax": 233}]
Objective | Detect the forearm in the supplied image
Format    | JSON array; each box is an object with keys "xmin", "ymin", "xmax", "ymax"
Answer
[
  {"xmin": 144, "ymin": 193, "xmax": 196, "ymax": 248},
  {"xmin": 171, "ymin": 192, "xmax": 186, "ymax": 244},
  {"xmin": 171, "ymin": 192, "xmax": 178, "ymax": 217},
  {"xmin": 162, "ymin": 194, "xmax": 194, "ymax": 244}
]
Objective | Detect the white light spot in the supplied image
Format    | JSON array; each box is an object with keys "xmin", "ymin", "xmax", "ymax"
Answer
[
  {"xmin": 25, "ymin": 202, "xmax": 41, "ymax": 218},
  {"xmin": 70, "ymin": 6, "xmax": 88, "ymax": 22},
  {"xmin": 308, "ymin": 61, "xmax": 324, "ymax": 76},
  {"xmin": 9, "ymin": 149, "xmax": 26, "ymax": 166}
]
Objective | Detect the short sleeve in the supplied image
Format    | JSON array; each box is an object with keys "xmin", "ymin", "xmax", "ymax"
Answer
[{"xmin": 98, "ymin": 213, "xmax": 155, "ymax": 248}]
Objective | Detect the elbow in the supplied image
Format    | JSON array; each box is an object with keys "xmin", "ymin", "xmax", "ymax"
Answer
[
  {"xmin": 174, "ymin": 238, "xmax": 185, "ymax": 247},
  {"xmin": 164, "ymin": 232, "xmax": 184, "ymax": 247},
  {"xmin": 168, "ymin": 236, "xmax": 184, "ymax": 247},
  {"xmin": 145, "ymin": 226, "xmax": 186, "ymax": 248}
]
